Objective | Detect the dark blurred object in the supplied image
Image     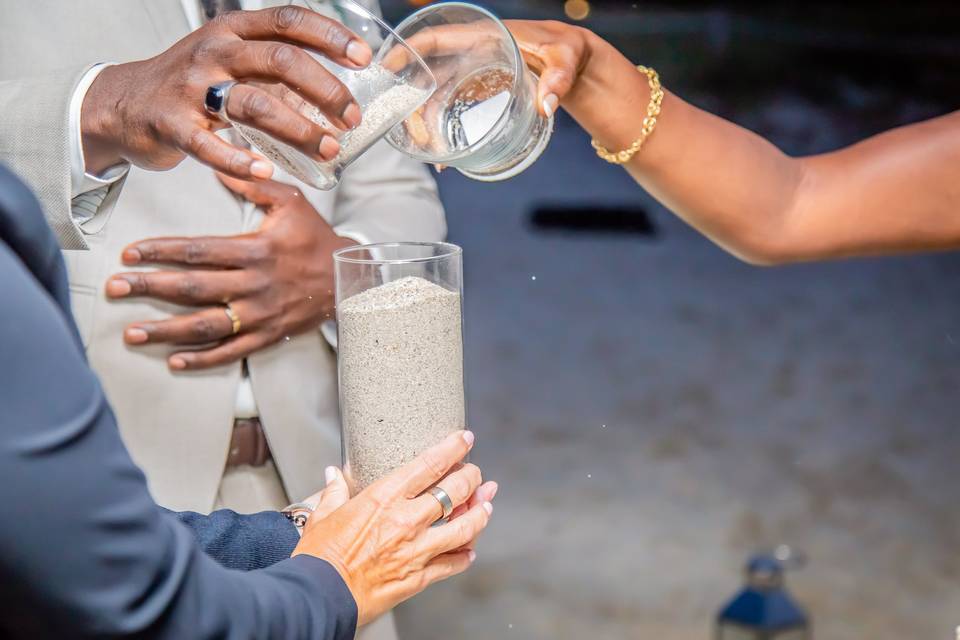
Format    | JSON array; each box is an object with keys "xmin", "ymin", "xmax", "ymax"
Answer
[
  {"xmin": 716, "ymin": 550, "xmax": 810, "ymax": 640},
  {"xmin": 382, "ymin": 0, "xmax": 959, "ymax": 150},
  {"xmin": 528, "ymin": 204, "xmax": 656, "ymax": 237},
  {"xmin": 382, "ymin": 1, "xmax": 960, "ymax": 62}
]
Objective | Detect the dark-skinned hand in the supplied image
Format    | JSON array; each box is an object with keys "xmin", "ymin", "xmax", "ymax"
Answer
[
  {"xmin": 105, "ymin": 174, "xmax": 356, "ymax": 371},
  {"xmin": 81, "ymin": 5, "xmax": 374, "ymax": 179}
]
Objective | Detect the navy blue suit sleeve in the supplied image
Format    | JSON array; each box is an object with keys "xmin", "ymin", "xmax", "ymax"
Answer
[
  {"xmin": 0, "ymin": 240, "xmax": 357, "ymax": 639},
  {"xmin": 169, "ymin": 508, "xmax": 301, "ymax": 571}
]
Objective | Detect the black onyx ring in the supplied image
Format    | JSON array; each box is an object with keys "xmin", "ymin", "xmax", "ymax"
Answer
[{"xmin": 204, "ymin": 81, "xmax": 237, "ymax": 120}]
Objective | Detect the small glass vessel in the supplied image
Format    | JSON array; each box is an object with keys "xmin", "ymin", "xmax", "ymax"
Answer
[
  {"xmin": 384, "ymin": 2, "xmax": 554, "ymax": 182},
  {"xmin": 229, "ymin": 0, "xmax": 436, "ymax": 190}
]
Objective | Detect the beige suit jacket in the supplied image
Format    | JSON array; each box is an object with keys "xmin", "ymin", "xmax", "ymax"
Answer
[{"xmin": 0, "ymin": 0, "xmax": 446, "ymax": 512}]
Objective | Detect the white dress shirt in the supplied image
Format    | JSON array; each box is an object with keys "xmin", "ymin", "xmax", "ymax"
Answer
[{"xmin": 68, "ymin": 63, "xmax": 128, "ymax": 225}]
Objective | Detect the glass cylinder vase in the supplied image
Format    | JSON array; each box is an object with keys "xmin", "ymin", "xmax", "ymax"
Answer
[{"xmin": 334, "ymin": 242, "xmax": 466, "ymax": 494}]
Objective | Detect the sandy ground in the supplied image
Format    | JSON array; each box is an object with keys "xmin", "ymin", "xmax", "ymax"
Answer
[{"xmin": 391, "ymin": 107, "xmax": 960, "ymax": 638}]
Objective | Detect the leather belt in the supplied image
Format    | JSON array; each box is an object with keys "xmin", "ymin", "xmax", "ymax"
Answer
[{"xmin": 226, "ymin": 417, "xmax": 272, "ymax": 468}]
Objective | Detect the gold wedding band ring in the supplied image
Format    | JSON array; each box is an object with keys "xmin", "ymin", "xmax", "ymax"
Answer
[
  {"xmin": 224, "ymin": 304, "xmax": 241, "ymax": 335},
  {"xmin": 428, "ymin": 486, "xmax": 454, "ymax": 522}
]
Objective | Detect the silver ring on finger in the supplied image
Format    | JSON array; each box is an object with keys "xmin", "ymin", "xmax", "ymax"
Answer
[
  {"xmin": 205, "ymin": 81, "xmax": 237, "ymax": 121},
  {"xmin": 427, "ymin": 486, "xmax": 454, "ymax": 523},
  {"xmin": 281, "ymin": 502, "xmax": 315, "ymax": 534}
]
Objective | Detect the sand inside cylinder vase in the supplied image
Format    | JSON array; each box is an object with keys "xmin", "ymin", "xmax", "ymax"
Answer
[{"xmin": 338, "ymin": 276, "xmax": 465, "ymax": 491}]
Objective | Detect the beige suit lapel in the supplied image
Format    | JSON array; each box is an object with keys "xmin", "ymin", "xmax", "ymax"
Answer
[{"xmin": 82, "ymin": 0, "xmax": 345, "ymax": 509}]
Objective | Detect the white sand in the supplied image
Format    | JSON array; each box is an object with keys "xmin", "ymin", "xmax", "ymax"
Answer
[
  {"xmin": 236, "ymin": 63, "xmax": 430, "ymax": 188},
  {"xmin": 338, "ymin": 276, "xmax": 465, "ymax": 491}
]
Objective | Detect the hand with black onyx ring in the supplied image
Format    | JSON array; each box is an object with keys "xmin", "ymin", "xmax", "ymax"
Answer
[{"xmin": 81, "ymin": 6, "xmax": 373, "ymax": 181}]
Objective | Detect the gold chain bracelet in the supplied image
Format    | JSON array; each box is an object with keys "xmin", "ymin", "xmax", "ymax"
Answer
[{"xmin": 591, "ymin": 65, "xmax": 663, "ymax": 164}]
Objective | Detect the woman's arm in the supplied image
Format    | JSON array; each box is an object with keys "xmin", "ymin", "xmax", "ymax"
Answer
[
  {"xmin": 510, "ymin": 21, "xmax": 960, "ymax": 264},
  {"xmin": 0, "ymin": 161, "xmax": 494, "ymax": 638},
  {"xmin": 0, "ymin": 237, "xmax": 356, "ymax": 639},
  {"xmin": 0, "ymin": 238, "xmax": 493, "ymax": 637}
]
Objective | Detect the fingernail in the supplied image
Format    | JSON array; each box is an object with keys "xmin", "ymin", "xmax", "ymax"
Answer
[
  {"xmin": 468, "ymin": 550, "xmax": 477, "ymax": 563},
  {"xmin": 482, "ymin": 501, "xmax": 493, "ymax": 516},
  {"xmin": 488, "ymin": 482, "xmax": 499, "ymax": 500},
  {"xmin": 346, "ymin": 40, "xmax": 372, "ymax": 67},
  {"xmin": 342, "ymin": 103, "xmax": 362, "ymax": 129},
  {"xmin": 250, "ymin": 160, "xmax": 274, "ymax": 179},
  {"xmin": 124, "ymin": 327, "xmax": 148, "ymax": 344},
  {"xmin": 462, "ymin": 430, "xmax": 475, "ymax": 447},
  {"xmin": 169, "ymin": 356, "xmax": 187, "ymax": 370},
  {"xmin": 542, "ymin": 94, "xmax": 559, "ymax": 118},
  {"xmin": 107, "ymin": 278, "xmax": 132, "ymax": 297},
  {"xmin": 325, "ymin": 466, "xmax": 337, "ymax": 485},
  {"xmin": 122, "ymin": 248, "xmax": 142, "ymax": 265},
  {"xmin": 319, "ymin": 135, "xmax": 340, "ymax": 159}
]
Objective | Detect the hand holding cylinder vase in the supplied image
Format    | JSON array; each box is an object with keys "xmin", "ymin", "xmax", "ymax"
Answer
[{"xmin": 334, "ymin": 243, "xmax": 466, "ymax": 494}]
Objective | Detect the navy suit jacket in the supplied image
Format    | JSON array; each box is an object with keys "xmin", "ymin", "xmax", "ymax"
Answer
[{"xmin": 0, "ymin": 164, "xmax": 357, "ymax": 639}]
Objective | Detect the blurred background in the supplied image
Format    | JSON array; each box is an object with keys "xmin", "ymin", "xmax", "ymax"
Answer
[{"xmin": 379, "ymin": 1, "xmax": 960, "ymax": 638}]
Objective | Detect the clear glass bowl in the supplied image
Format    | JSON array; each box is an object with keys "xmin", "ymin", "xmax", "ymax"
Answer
[{"xmin": 384, "ymin": 2, "xmax": 554, "ymax": 182}]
